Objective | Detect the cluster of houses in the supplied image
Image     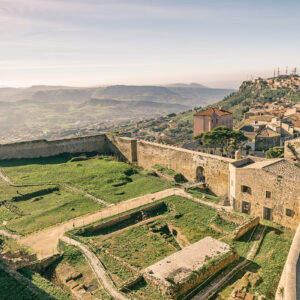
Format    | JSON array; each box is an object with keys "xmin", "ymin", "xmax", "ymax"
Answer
[
  {"xmin": 192, "ymin": 99, "xmax": 300, "ymax": 155},
  {"xmin": 240, "ymin": 100, "xmax": 300, "ymax": 152},
  {"xmin": 251, "ymin": 74, "xmax": 300, "ymax": 90}
]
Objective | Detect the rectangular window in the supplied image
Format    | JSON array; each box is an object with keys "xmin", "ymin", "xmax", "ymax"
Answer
[
  {"xmin": 242, "ymin": 201, "xmax": 250, "ymax": 214},
  {"xmin": 241, "ymin": 185, "xmax": 252, "ymax": 194},
  {"xmin": 266, "ymin": 191, "xmax": 271, "ymax": 198},
  {"xmin": 263, "ymin": 207, "xmax": 272, "ymax": 221},
  {"xmin": 286, "ymin": 209, "xmax": 293, "ymax": 217}
]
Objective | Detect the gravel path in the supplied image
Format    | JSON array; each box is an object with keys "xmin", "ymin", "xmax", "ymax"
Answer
[{"xmin": 61, "ymin": 236, "xmax": 127, "ymax": 300}]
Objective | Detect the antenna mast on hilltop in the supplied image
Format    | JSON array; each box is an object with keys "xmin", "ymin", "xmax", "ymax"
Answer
[
  {"xmin": 277, "ymin": 67, "xmax": 280, "ymax": 76},
  {"xmin": 286, "ymin": 66, "xmax": 288, "ymax": 75},
  {"xmin": 292, "ymin": 67, "xmax": 297, "ymax": 75},
  {"xmin": 273, "ymin": 69, "xmax": 276, "ymax": 77}
]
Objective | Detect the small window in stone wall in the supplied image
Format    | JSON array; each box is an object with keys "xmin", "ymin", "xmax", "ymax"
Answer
[
  {"xmin": 241, "ymin": 185, "xmax": 251, "ymax": 194},
  {"xmin": 266, "ymin": 191, "xmax": 271, "ymax": 198},
  {"xmin": 286, "ymin": 209, "xmax": 294, "ymax": 217}
]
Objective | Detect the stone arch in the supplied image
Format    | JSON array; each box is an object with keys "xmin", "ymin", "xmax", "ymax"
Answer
[{"xmin": 196, "ymin": 166, "xmax": 205, "ymax": 182}]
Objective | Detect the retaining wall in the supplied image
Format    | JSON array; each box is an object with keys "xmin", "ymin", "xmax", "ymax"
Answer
[
  {"xmin": 76, "ymin": 201, "xmax": 166, "ymax": 235},
  {"xmin": 233, "ymin": 217, "xmax": 260, "ymax": 240}
]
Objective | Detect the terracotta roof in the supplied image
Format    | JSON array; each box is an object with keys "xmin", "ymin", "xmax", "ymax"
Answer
[{"xmin": 194, "ymin": 107, "xmax": 232, "ymax": 117}]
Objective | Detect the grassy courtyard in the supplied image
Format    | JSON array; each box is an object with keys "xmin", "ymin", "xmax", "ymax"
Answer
[
  {"xmin": 0, "ymin": 154, "xmax": 170, "ymax": 235},
  {"xmin": 0, "ymin": 155, "xmax": 170, "ymax": 204},
  {"xmin": 70, "ymin": 195, "xmax": 239, "ymax": 298}
]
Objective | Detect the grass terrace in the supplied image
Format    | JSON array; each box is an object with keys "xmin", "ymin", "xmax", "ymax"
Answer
[
  {"xmin": 0, "ymin": 180, "xmax": 102, "ymax": 235},
  {"xmin": 186, "ymin": 187, "xmax": 222, "ymax": 204},
  {"xmin": 0, "ymin": 154, "xmax": 170, "ymax": 204},
  {"xmin": 0, "ymin": 154, "xmax": 170, "ymax": 235}
]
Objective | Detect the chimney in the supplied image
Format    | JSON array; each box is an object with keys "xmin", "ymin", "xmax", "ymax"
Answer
[{"xmin": 235, "ymin": 149, "xmax": 242, "ymax": 161}]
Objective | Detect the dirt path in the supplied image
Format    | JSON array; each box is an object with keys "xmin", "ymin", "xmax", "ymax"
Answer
[
  {"xmin": 0, "ymin": 229, "xmax": 21, "ymax": 239},
  {"xmin": 192, "ymin": 225, "xmax": 266, "ymax": 300},
  {"xmin": 0, "ymin": 169, "xmax": 15, "ymax": 185},
  {"xmin": 20, "ymin": 188, "xmax": 178, "ymax": 259},
  {"xmin": 61, "ymin": 236, "xmax": 127, "ymax": 300}
]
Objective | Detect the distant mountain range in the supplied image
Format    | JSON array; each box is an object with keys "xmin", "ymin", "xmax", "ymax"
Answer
[{"xmin": 0, "ymin": 84, "xmax": 234, "ymax": 143}]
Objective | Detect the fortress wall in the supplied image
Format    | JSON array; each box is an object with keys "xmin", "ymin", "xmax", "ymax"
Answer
[
  {"xmin": 136, "ymin": 140, "xmax": 233, "ymax": 196},
  {"xmin": 106, "ymin": 136, "xmax": 137, "ymax": 162},
  {"xmin": 0, "ymin": 134, "xmax": 110, "ymax": 160}
]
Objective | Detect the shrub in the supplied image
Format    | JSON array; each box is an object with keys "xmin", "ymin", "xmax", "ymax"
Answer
[
  {"xmin": 174, "ymin": 173, "xmax": 187, "ymax": 183},
  {"xmin": 265, "ymin": 146, "xmax": 284, "ymax": 158}
]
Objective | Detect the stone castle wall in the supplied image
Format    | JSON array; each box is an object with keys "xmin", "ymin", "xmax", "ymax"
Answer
[
  {"xmin": 106, "ymin": 136, "xmax": 137, "ymax": 162},
  {"xmin": 0, "ymin": 134, "xmax": 110, "ymax": 160},
  {"xmin": 137, "ymin": 140, "xmax": 233, "ymax": 196}
]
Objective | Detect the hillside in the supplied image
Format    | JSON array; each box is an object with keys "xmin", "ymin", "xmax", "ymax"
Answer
[
  {"xmin": 217, "ymin": 75, "xmax": 300, "ymax": 120},
  {"xmin": 116, "ymin": 75, "xmax": 300, "ymax": 144},
  {"xmin": 0, "ymin": 84, "xmax": 233, "ymax": 143}
]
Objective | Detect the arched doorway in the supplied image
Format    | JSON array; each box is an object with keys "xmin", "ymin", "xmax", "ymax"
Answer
[{"xmin": 196, "ymin": 166, "xmax": 205, "ymax": 183}]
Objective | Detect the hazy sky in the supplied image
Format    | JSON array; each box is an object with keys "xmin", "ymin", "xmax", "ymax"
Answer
[{"xmin": 0, "ymin": 0, "xmax": 300, "ymax": 88}]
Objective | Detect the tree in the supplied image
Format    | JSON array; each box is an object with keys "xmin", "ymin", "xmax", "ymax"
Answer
[
  {"xmin": 229, "ymin": 130, "xmax": 248, "ymax": 152},
  {"xmin": 265, "ymin": 146, "xmax": 284, "ymax": 158},
  {"xmin": 195, "ymin": 127, "xmax": 247, "ymax": 156}
]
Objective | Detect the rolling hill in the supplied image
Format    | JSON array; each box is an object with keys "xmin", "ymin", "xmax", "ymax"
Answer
[{"xmin": 0, "ymin": 84, "xmax": 233, "ymax": 143}]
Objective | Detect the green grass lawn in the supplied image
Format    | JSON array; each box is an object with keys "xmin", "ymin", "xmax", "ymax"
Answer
[
  {"xmin": 0, "ymin": 155, "xmax": 170, "ymax": 235},
  {"xmin": 213, "ymin": 223, "xmax": 294, "ymax": 300},
  {"xmin": 0, "ymin": 155, "xmax": 170, "ymax": 204},
  {"xmin": 186, "ymin": 187, "xmax": 221, "ymax": 204},
  {"xmin": 0, "ymin": 265, "xmax": 55, "ymax": 300},
  {"xmin": 19, "ymin": 268, "xmax": 71, "ymax": 300},
  {"xmin": 152, "ymin": 164, "xmax": 176, "ymax": 176},
  {"xmin": 100, "ymin": 224, "xmax": 177, "ymax": 269},
  {"xmin": 5, "ymin": 188, "xmax": 102, "ymax": 235}
]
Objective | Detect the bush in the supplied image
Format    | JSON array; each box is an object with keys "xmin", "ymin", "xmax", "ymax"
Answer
[
  {"xmin": 174, "ymin": 173, "xmax": 187, "ymax": 183},
  {"xmin": 265, "ymin": 146, "xmax": 284, "ymax": 158}
]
